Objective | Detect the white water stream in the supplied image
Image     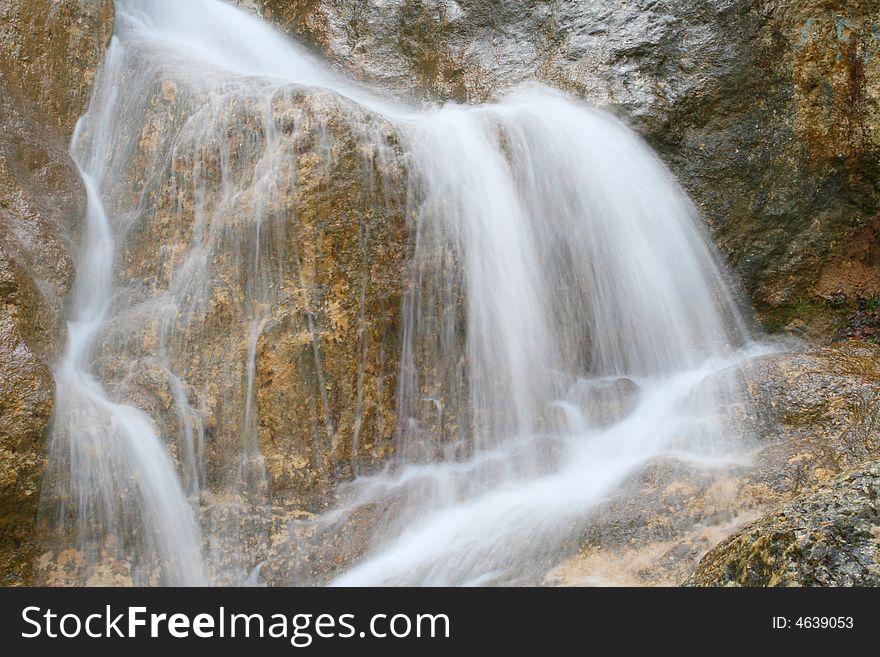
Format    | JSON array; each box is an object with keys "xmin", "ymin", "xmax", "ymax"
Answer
[{"xmin": 43, "ymin": 0, "xmax": 760, "ymax": 586}]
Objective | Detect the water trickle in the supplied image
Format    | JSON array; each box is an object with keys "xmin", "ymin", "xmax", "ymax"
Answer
[
  {"xmin": 45, "ymin": 169, "xmax": 206, "ymax": 586},
  {"xmin": 42, "ymin": 0, "xmax": 761, "ymax": 586}
]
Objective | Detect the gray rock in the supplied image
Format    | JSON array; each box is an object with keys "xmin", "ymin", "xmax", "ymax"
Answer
[
  {"xmin": 259, "ymin": 0, "xmax": 880, "ymax": 336},
  {"xmin": 687, "ymin": 460, "xmax": 880, "ymax": 586}
]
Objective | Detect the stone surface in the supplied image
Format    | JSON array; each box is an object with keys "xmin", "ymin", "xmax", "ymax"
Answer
[
  {"xmin": 0, "ymin": 86, "xmax": 83, "ymax": 585},
  {"xmin": 258, "ymin": 0, "xmax": 880, "ymax": 337},
  {"xmin": 0, "ymin": 0, "xmax": 115, "ymax": 135},
  {"xmin": 677, "ymin": 343, "xmax": 880, "ymax": 586},
  {"xmin": 688, "ymin": 461, "xmax": 880, "ymax": 586},
  {"xmin": 0, "ymin": 0, "xmax": 113, "ymax": 584},
  {"xmin": 548, "ymin": 343, "xmax": 880, "ymax": 586},
  {"xmin": 89, "ymin": 80, "xmax": 408, "ymax": 513},
  {"xmin": 21, "ymin": 4, "xmax": 408, "ymax": 585}
]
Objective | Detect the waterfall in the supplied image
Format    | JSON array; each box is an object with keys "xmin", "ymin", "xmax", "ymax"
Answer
[
  {"xmin": 330, "ymin": 95, "xmax": 755, "ymax": 585},
  {"xmin": 41, "ymin": 0, "xmax": 760, "ymax": 586}
]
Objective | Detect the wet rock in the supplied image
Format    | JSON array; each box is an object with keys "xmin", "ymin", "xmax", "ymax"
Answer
[
  {"xmin": 566, "ymin": 377, "xmax": 640, "ymax": 428},
  {"xmin": 90, "ymin": 80, "xmax": 408, "ymax": 516},
  {"xmin": 0, "ymin": 0, "xmax": 115, "ymax": 135},
  {"xmin": 674, "ymin": 343, "xmax": 880, "ymax": 586},
  {"xmin": 739, "ymin": 343, "xmax": 880, "ymax": 494},
  {"xmin": 549, "ymin": 342, "xmax": 880, "ymax": 586},
  {"xmin": 0, "ymin": 0, "xmax": 113, "ymax": 584},
  {"xmin": 0, "ymin": 87, "xmax": 84, "ymax": 585},
  {"xmin": 687, "ymin": 461, "xmax": 880, "ymax": 586},
  {"xmin": 258, "ymin": 0, "xmax": 879, "ymax": 337},
  {"xmin": 661, "ymin": 2, "xmax": 880, "ymax": 338}
]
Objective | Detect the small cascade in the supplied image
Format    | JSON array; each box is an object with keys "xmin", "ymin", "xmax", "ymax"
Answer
[{"xmin": 41, "ymin": 0, "xmax": 760, "ymax": 586}]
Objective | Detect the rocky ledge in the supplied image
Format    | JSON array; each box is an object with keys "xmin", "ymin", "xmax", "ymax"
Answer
[
  {"xmin": 549, "ymin": 342, "xmax": 880, "ymax": 587},
  {"xmin": 687, "ymin": 461, "xmax": 880, "ymax": 586}
]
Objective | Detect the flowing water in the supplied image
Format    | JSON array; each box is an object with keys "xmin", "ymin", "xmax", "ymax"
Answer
[{"xmin": 41, "ymin": 0, "xmax": 761, "ymax": 586}]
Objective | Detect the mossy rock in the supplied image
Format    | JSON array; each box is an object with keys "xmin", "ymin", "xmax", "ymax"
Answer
[{"xmin": 687, "ymin": 461, "xmax": 880, "ymax": 586}]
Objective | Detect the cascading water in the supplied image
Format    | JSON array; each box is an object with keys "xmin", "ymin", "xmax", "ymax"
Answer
[
  {"xmin": 326, "ymin": 96, "xmax": 757, "ymax": 585},
  {"xmin": 41, "ymin": 0, "xmax": 763, "ymax": 586},
  {"xmin": 47, "ymin": 165, "xmax": 206, "ymax": 585}
]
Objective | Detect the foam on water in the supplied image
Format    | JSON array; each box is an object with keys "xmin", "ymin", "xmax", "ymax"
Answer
[{"xmin": 43, "ymin": 0, "xmax": 760, "ymax": 585}]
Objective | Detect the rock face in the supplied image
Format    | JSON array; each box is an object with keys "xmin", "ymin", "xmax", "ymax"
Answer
[
  {"xmin": 740, "ymin": 344, "xmax": 880, "ymax": 480},
  {"xmin": 0, "ymin": 0, "xmax": 115, "ymax": 134},
  {"xmin": 33, "ymin": 24, "xmax": 411, "ymax": 580},
  {"xmin": 688, "ymin": 462, "xmax": 880, "ymax": 586},
  {"xmin": 0, "ymin": 0, "xmax": 113, "ymax": 584},
  {"xmin": 0, "ymin": 0, "xmax": 877, "ymax": 586},
  {"xmin": 0, "ymin": 90, "xmax": 80, "ymax": 585},
  {"xmin": 96, "ymin": 83, "xmax": 408, "ymax": 510},
  {"xmin": 678, "ymin": 344, "xmax": 880, "ymax": 587},
  {"xmin": 257, "ymin": 0, "xmax": 879, "ymax": 337},
  {"xmin": 657, "ymin": 2, "xmax": 880, "ymax": 338},
  {"xmin": 548, "ymin": 343, "xmax": 880, "ymax": 586}
]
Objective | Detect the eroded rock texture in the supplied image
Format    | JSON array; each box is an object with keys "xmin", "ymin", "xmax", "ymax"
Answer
[
  {"xmin": 257, "ymin": 0, "xmax": 880, "ymax": 337},
  {"xmin": 678, "ymin": 344, "xmax": 880, "ymax": 586},
  {"xmin": 29, "ymin": 43, "xmax": 412, "ymax": 582},
  {"xmin": 688, "ymin": 461, "xmax": 880, "ymax": 586},
  {"xmin": 93, "ymin": 83, "xmax": 408, "ymax": 510},
  {"xmin": 0, "ymin": 0, "xmax": 115, "ymax": 134},
  {"xmin": 0, "ymin": 0, "xmax": 112, "ymax": 584},
  {"xmin": 548, "ymin": 343, "xmax": 880, "ymax": 586}
]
